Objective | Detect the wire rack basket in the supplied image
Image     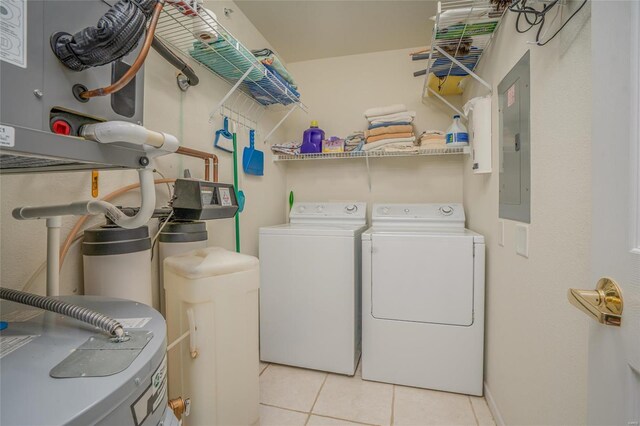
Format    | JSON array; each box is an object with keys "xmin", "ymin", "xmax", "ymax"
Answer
[
  {"xmin": 422, "ymin": 0, "xmax": 506, "ymax": 116},
  {"xmin": 155, "ymin": 4, "xmax": 306, "ymax": 138}
]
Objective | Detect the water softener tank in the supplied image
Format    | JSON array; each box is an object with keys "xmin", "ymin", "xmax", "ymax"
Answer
[
  {"xmin": 158, "ymin": 221, "xmax": 208, "ymax": 315},
  {"xmin": 164, "ymin": 247, "xmax": 260, "ymax": 426},
  {"xmin": 83, "ymin": 224, "xmax": 153, "ymax": 305}
]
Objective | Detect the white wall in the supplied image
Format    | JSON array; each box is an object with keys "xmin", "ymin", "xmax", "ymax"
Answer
[
  {"xmin": 0, "ymin": 1, "xmax": 289, "ymax": 307},
  {"xmin": 283, "ymin": 48, "xmax": 463, "ymax": 207},
  {"xmin": 462, "ymin": 5, "xmax": 592, "ymax": 425}
]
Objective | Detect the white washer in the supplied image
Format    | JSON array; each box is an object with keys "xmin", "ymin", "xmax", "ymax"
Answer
[
  {"xmin": 362, "ymin": 203, "xmax": 485, "ymax": 395},
  {"xmin": 259, "ymin": 202, "xmax": 367, "ymax": 375}
]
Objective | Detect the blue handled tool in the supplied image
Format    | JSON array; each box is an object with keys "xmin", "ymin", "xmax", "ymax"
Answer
[
  {"xmin": 242, "ymin": 130, "xmax": 264, "ymax": 176},
  {"xmin": 214, "ymin": 117, "xmax": 234, "ymax": 153}
]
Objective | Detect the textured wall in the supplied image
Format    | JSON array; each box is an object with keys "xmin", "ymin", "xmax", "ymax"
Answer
[
  {"xmin": 283, "ymin": 47, "xmax": 463, "ymax": 208},
  {"xmin": 461, "ymin": 4, "xmax": 592, "ymax": 424}
]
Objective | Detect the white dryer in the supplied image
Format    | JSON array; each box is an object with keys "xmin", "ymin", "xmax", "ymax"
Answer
[
  {"xmin": 259, "ymin": 202, "xmax": 367, "ymax": 375},
  {"xmin": 362, "ymin": 203, "xmax": 485, "ymax": 396}
]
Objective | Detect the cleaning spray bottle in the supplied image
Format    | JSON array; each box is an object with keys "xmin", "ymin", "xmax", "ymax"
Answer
[
  {"xmin": 445, "ymin": 115, "xmax": 469, "ymax": 146},
  {"xmin": 301, "ymin": 121, "xmax": 324, "ymax": 154}
]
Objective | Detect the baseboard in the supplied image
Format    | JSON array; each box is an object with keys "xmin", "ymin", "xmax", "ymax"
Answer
[{"xmin": 484, "ymin": 381, "xmax": 505, "ymax": 426}]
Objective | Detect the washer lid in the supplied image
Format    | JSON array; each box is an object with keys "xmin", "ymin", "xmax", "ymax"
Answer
[
  {"xmin": 260, "ymin": 223, "xmax": 367, "ymax": 237},
  {"xmin": 289, "ymin": 202, "xmax": 367, "ymax": 226},
  {"xmin": 371, "ymin": 203, "xmax": 465, "ymax": 228}
]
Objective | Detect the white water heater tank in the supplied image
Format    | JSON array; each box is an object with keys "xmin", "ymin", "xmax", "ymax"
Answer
[{"xmin": 164, "ymin": 247, "xmax": 260, "ymax": 426}]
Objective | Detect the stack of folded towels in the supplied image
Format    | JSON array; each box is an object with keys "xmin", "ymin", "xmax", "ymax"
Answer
[
  {"xmin": 344, "ymin": 131, "xmax": 365, "ymax": 152},
  {"xmin": 363, "ymin": 104, "xmax": 417, "ymax": 152},
  {"xmin": 419, "ymin": 130, "xmax": 446, "ymax": 149}
]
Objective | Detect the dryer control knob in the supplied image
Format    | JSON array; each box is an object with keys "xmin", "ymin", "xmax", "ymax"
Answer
[
  {"xmin": 382, "ymin": 207, "xmax": 390, "ymax": 215},
  {"xmin": 440, "ymin": 206, "xmax": 454, "ymax": 216},
  {"xmin": 298, "ymin": 206, "xmax": 306, "ymax": 212},
  {"xmin": 345, "ymin": 205, "xmax": 358, "ymax": 214},
  {"xmin": 316, "ymin": 205, "xmax": 324, "ymax": 213}
]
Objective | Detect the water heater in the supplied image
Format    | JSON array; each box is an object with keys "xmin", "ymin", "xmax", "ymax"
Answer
[{"xmin": 0, "ymin": 0, "xmax": 146, "ymax": 172}]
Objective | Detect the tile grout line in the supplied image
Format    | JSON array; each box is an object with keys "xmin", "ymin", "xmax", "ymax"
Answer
[
  {"xmin": 305, "ymin": 372, "xmax": 329, "ymax": 426},
  {"xmin": 260, "ymin": 402, "xmax": 310, "ymax": 416},
  {"xmin": 310, "ymin": 413, "xmax": 380, "ymax": 426},
  {"xmin": 468, "ymin": 396, "xmax": 480, "ymax": 426},
  {"xmin": 390, "ymin": 385, "xmax": 396, "ymax": 426}
]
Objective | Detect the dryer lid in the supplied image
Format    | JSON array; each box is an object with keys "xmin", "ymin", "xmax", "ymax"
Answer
[
  {"xmin": 370, "ymin": 233, "xmax": 474, "ymax": 326},
  {"xmin": 371, "ymin": 203, "xmax": 465, "ymax": 228},
  {"xmin": 289, "ymin": 202, "xmax": 367, "ymax": 226}
]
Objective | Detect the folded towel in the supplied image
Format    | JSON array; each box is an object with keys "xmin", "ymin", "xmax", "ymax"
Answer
[
  {"xmin": 365, "ymin": 124, "xmax": 414, "ymax": 138},
  {"xmin": 380, "ymin": 142, "xmax": 420, "ymax": 153},
  {"xmin": 421, "ymin": 139, "xmax": 446, "ymax": 147},
  {"xmin": 368, "ymin": 121, "xmax": 412, "ymax": 131},
  {"xmin": 252, "ymin": 48, "xmax": 298, "ymax": 89},
  {"xmin": 419, "ymin": 130, "xmax": 445, "ymax": 142},
  {"xmin": 363, "ymin": 136, "xmax": 417, "ymax": 151},
  {"xmin": 369, "ymin": 111, "xmax": 416, "ymax": 125},
  {"xmin": 366, "ymin": 132, "xmax": 415, "ymax": 144},
  {"xmin": 364, "ymin": 104, "xmax": 407, "ymax": 119},
  {"xmin": 271, "ymin": 142, "xmax": 301, "ymax": 156}
]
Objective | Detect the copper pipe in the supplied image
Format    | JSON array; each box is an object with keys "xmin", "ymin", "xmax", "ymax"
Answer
[
  {"xmin": 80, "ymin": 1, "xmax": 164, "ymax": 99},
  {"xmin": 176, "ymin": 146, "xmax": 219, "ymax": 182}
]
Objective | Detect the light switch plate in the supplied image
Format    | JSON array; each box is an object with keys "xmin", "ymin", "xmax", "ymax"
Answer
[
  {"xmin": 498, "ymin": 220, "xmax": 504, "ymax": 247},
  {"xmin": 516, "ymin": 224, "xmax": 529, "ymax": 258}
]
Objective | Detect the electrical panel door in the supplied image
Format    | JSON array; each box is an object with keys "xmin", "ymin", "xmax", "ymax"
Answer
[{"xmin": 499, "ymin": 51, "xmax": 531, "ymax": 223}]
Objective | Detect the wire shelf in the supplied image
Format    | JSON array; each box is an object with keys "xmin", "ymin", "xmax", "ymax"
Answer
[
  {"xmin": 273, "ymin": 146, "xmax": 470, "ymax": 161},
  {"xmin": 155, "ymin": 4, "xmax": 306, "ymax": 139},
  {"xmin": 422, "ymin": 0, "xmax": 505, "ymax": 115}
]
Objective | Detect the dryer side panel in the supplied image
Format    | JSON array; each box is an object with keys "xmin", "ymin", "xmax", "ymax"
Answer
[{"xmin": 371, "ymin": 234, "xmax": 474, "ymax": 326}]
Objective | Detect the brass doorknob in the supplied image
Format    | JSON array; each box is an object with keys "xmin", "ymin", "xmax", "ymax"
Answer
[{"xmin": 568, "ymin": 278, "xmax": 623, "ymax": 326}]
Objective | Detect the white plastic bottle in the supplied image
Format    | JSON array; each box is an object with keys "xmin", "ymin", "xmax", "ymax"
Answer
[{"xmin": 445, "ymin": 115, "xmax": 469, "ymax": 146}]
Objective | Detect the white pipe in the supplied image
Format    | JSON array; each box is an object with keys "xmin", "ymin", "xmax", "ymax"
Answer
[
  {"xmin": 166, "ymin": 330, "xmax": 191, "ymax": 353},
  {"xmin": 88, "ymin": 168, "xmax": 156, "ymax": 229},
  {"xmin": 46, "ymin": 217, "xmax": 61, "ymax": 297},
  {"xmin": 80, "ymin": 121, "xmax": 178, "ymax": 149},
  {"xmin": 13, "ymin": 168, "xmax": 156, "ymax": 229},
  {"xmin": 187, "ymin": 307, "xmax": 198, "ymax": 358}
]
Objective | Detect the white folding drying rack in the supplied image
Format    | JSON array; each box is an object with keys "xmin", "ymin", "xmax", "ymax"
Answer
[{"xmin": 155, "ymin": 5, "xmax": 307, "ymax": 141}]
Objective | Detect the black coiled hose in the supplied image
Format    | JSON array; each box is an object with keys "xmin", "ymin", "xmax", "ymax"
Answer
[
  {"xmin": 51, "ymin": 0, "xmax": 158, "ymax": 72},
  {"xmin": 0, "ymin": 287, "xmax": 125, "ymax": 339}
]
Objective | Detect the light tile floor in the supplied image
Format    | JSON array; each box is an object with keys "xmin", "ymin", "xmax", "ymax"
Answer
[{"xmin": 259, "ymin": 361, "xmax": 496, "ymax": 426}]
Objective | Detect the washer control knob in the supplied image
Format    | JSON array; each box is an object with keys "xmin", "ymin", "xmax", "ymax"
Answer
[
  {"xmin": 316, "ymin": 205, "xmax": 324, "ymax": 213},
  {"xmin": 440, "ymin": 206, "xmax": 454, "ymax": 216},
  {"xmin": 404, "ymin": 208, "xmax": 410, "ymax": 214},
  {"xmin": 298, "ymin": 206, "xmax": 306, "ymax": 213},
  {"xmin": 345, "ymin": 205, "xmax": 358, "ymax": 214},
  {"xmin": 382, "ymin": 207, "xmax": 390, "ymax": 215}
]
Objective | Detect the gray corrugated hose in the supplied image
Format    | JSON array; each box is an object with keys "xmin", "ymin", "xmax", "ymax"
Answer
[{"xmin": 0, "ymin": 288, "xmax": 125, "ymax": 339}]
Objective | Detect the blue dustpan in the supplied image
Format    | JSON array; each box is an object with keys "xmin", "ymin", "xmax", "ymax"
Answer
[
  {"xmin": 214, "ymin": 117, "xmax": 234, "ymax": 153},
  {"xmin": 242, "ymin": 130, "xmax": 264, "ymax": 176}
]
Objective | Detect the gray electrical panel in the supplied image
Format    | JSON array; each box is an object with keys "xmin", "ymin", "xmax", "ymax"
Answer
[
  {"xmin": 0, "ymin": 0, "xmax": 146, "ymax": 173},
  {"xmin": 499, "ymin": 51, "xmax": 531, "ymax": 223}
]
